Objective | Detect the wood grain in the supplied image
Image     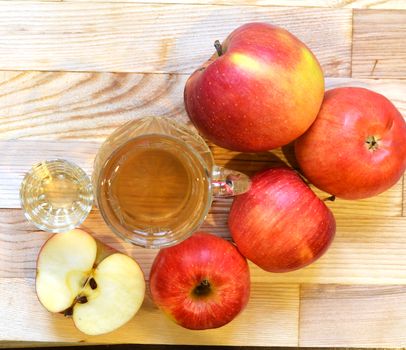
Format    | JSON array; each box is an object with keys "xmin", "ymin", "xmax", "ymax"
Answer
[
  {"xmin": 1, "ymin": 139, "xmax": 404, "ymax": 219},
  {"xmin": 1, "ymin": 71, "xmax": 404, "ymax": 216},
  {"xmin": 352, "ymin": 9, "xmax": 406, "ymax": 78},
  {"xmin": 325, "ymin": 77, "xmax": 406, "ymax": 112},
  {"xmin": 403, "ymin": 175, "xmax": 406, "ymax": 216},
  {"xmin": 23, "ymin": 0, "xmax": 406, "ymax": 10},
  {"xmin": 0, "ymin": 71, "xmax": 189, "ymax": 141},
  {"xmin": 1, "ymin": 209, "xmax": 405, "ymax": 285},
  {"xmin": 0, "ymin": 72, "xmax": 404, "ymax": 141},
  {"xmin": 299, "ymin": 285, "xmax": 406, "ymax": 347},
  {"xmin": 0, "ymin": 342, "xmax": 79, "ymax": 348},
  {"xmin": 0, "ymin": 3, "xmax": 351, "ymax": 76},
  {"xmin": 0, "ymin": 3, "xmax": 405, "ymax": 346},
  {"xmin": 0, "ymin": 278, "xmax": 299, "ymax": 346},
  {"xmin": 210, "ymin": 144, "xmax": 404, "ymax": 218}
]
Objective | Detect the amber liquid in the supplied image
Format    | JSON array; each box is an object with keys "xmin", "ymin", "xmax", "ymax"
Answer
[{"xmin": 98, "ymin": 135, "xmax": 210, "ymax": 243}]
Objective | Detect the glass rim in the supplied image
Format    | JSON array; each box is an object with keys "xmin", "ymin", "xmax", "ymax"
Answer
[{"xmin": 94, "ymin": 126, "xmax": 214, "ymax": 248}]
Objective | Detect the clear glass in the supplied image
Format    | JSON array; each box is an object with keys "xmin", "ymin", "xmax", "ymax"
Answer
[
  {"xmin": 20, "ymin": 159, "xmax": 93, "ymax": 233},
  {"xmin": 93, "ymin": 117, "xmax": 251, "ymax": 248}
]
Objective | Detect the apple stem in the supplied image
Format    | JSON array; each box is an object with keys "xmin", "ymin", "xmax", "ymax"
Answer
[
  {"xmin": 193, "ymin": 279, "xmax": 211, "ymax": 297},
  {"xmin": 324, "ymin": 195, "xmax": 336, "ymax": 202},
  {"xmin": 89, "ymin": 278, "xmax": 97, "ymax": 290},
  {"xmin": 214, "ymin": 40, "xmax": 223, "ymax": 56}
]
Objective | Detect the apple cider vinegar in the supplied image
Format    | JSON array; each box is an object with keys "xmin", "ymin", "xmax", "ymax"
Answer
[{"xmin": 98, "ymin": 135, "xmax": 210, "ymax": 245}]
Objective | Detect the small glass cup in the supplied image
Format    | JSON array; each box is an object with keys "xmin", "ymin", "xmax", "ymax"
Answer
[{"xmin": 20, "ymin": 159, "xmax": 93, "ymax": 233}]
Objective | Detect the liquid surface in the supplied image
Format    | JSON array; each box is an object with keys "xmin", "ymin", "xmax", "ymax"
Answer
[
  {"xmin": 42, "ymin": 175, "xmax": 80, "ymax": 209},
  {"xmin": 99, "ymin": 135, "xmax": 209, "ymax": 243},
  {"xmin": 110, "ymin": 147, "xmax": 191, "ymax": 224}
]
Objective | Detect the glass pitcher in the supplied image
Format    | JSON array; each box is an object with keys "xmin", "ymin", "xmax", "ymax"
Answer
[{"xmin": 92, "ymin": 117, "xmax": 251, "ymax": 248}]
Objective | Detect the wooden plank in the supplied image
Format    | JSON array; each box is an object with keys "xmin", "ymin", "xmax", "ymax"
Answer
[
  {"xmin": 0, "ymin": 71, "xmax": 189, "ymax": 141},
  {"xmin": 352, "ymin": 10, "xmax": 406, "ymax": 78},
  {"xmin": 0, "ymin": 278, "xmax": 299, "ymax": 345},
  {"xmin": 0, "ymin": 3, "xmax": 351, "ymax": 76},
  {"xmin": 0, "ymin": 71, "xmax": 404, "ymax": 215},
  {"xmin": 210, "ymin": 144, "xmax": 404, "ymax": 218},
  {"xmin": 0, "ymin": 342, "xmax": 82, "ymax": 348},
  {"xmin": 325, "ymin": 77, "xmax": 406, "ymax": 114},
  {"xmin": 299, "ymin": 285, "xmax": 406, "ymax": 347},
  {"xmin": 0, "ymin": 141, "xmax": 99, "ymax": 209},
  {"xmin": 403, "ymin": 175, "xmax": 406, "ymax": 216},
  {"xmin": 325, "ymin": 78, "xmax": 406, "ymax": 219},
  {"xmin": 0, "ymin": 72, "xmax": 404, "ymax": 141},
  {"xmin": 0, "ymin": 342, "xmax": 67, "ymax": 348},
  {"xmin": 1, "ymin": 209, "xmax": 405, "ymax": 285},
  {"xmin": 1, "ymin": 72, "xmax": 404, "ymax": 215},
  {"xmin": 1, "ymin": 208, "xmax": 236, "ymax": 279},
  {"xmin": 254, "ymin": 216, "xmax": 406, "ymax": 284},
  {"xmin": 21, "ymin": 0, "xmax": 406, "ymax": 10},
  {"xmin": 1, "ymin": 139, "xmax": 404, "ymax": 217}
]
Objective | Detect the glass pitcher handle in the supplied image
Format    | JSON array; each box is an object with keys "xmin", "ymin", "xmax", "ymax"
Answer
[{"xmin": 211, "ymin": 166, "xmax": 251, "ymax": 197}]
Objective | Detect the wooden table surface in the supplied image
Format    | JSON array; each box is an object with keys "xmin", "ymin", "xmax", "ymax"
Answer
[{"xmin": 0, "ymin": 0, "xmax": 405, "ymax": 348}]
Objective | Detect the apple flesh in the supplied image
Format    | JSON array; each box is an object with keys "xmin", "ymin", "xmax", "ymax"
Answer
[
  {"xmin": 295, "ymin": 87, "xmax": 406, "ymax": 199},
  {"xmin": 149, "ymin": 232, "xmax": 250, "ymax": 330},
  {"xmin": 36, "ymin": 229, "xmax": 145, "ymax": 335},
  {"xmin": 184, "ymin": 22, "xmax": 324, "ymax": 152},
  {"xmin": 229, "ymin": 167, "xmax": 336, "ymax": 272}
]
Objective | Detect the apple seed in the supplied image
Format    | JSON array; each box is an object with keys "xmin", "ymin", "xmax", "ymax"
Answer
[
  {"xmin": 89, "ymin": 278, "xmax": 97, "ymax": 290},
  {"xmin": 77, "ymin": 296, "xmax": 88, "ymax": 304},
  {"xmin": 63, "ymin": 306, "xmax": 73, "ymax": 317}
]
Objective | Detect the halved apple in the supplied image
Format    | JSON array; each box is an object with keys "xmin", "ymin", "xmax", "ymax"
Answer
[{"xmin": 36, "ymin": 229, "xmax": 145, "ymax": 335}]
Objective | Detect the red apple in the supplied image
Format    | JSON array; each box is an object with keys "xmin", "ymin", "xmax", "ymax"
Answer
[
  {"xmin": 149, "ymin": 232, "xmax": 250, "ymax": 330},
  {"xmin": 295, "ymin": 87, "xmax": 406, "ymax": 199},
  {"xmin": 184, "ymin": 22, "xmax": 324, "ymax": 152},
  {"xmin": 229, "ymin": 167, "xmax": 336, "ymax": 272}
]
